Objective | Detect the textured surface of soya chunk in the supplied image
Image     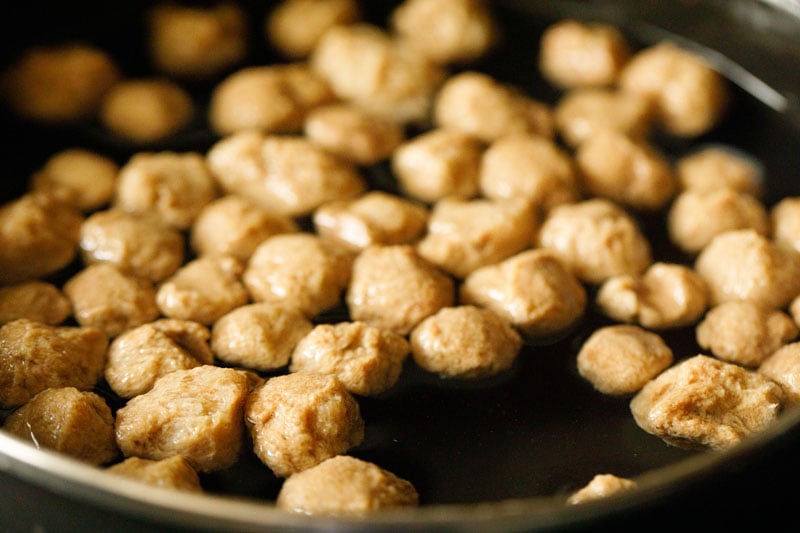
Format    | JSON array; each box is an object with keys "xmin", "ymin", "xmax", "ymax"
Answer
[
  {"xmin": 107, "ymin": 455, "xmax": 203, "ymax": 493},
  {"xmin": 566, "ymin": 473, "xmax": 638, "ymax": 505}
]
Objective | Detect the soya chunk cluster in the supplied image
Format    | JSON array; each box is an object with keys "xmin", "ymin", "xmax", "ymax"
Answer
[{"xmin": 1, "ymin": 0, "xmax": 798, "ymax": 514}]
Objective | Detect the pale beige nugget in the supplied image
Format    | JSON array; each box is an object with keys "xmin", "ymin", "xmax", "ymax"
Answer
[
  {"xmin": 0, "ymin": 319, "xmax": 108, "ymax": 409},
  {"xmin": 156, "ymin": 255, "xmax": 249, "ymax": 326},
  {"xmin": 771, "ymin": 197, "xmax": 800, "ymax": 255},
  {"xmin": 433, "ymin": 71, "xmax": 553, "ymax": 143},
  {"xmin": 538, "ymin": 198, "xmax": 652, "ymax": 285},
  {"xmin": 667, "ymin": 188, "xmax": 769, "ymax": 255},
  {"xmin": 694, "ymin": 229, "xmax": 800, "ymax": 309},
  {"xmin": 313, "ymin": 191, "xmax": 428, "ymax": 253},
  {"xmin": 64, "ymin": 263, "xmax": 160, "ymax": 338},
  {"xmin": 3, "ymin": 387, "xmax": 118, "ymax": 466},
  {"xmin": 759, "ymin": 342, "xmax": 800, "ymax": 407},
  {"xmin": 696, "ymin": 301, "xmax": 798, "ymax": 368},
  {"xmin": 630, "ymin": 354, "xmax": 783, "ymax": 450},
  {"xmin": 277, "ymin": 455, "xmax": 419, "ymax": 515},
  {"xmin": 105, "ymin": 319, "xmax": 215, "ymax": 399},
  {"xmin": 212, "ymin": 302, "xmax": 313, "ymax": 372},
  {"xmin": 290, "ymin": 321, "xmax": 410, "ymax": 396},
  {"xmin": 391, "ymin": 128, "xmax": 483, "ymax": 203},
  {"xmin": 29, "ymin": 148, "xmax": 119, "ymax": 212},
  {"xmin": 115, "ymin": 151, "xmax": 217, "ymax": 230},
  {"xmin": 80, "ymin": 209, "xmax": 186, "ymax": 283},
  {"xmin": 567, "ymin": 474, "xmax": 637, "ymax": 505},
  {"xmin": 115, "ymin": 365, "xmax": 249, "ymax": 473},
  {"xmin": 410, "ymin": 305, "xmax": 522, "ymax": 379},
  {"xmin": 244, "ymin": 233, "xmax": 352, "ymax": 318},
  {"xmin": 577, "ymin": 324, "xmax": 674, "ymax": 396},
  {"xmin": 265, "ymin": 0, "xmax": 360, "ymax": 59},
  {"xmin": 416, "ymin": 197, "xmax": 536, "ymax": 279},
  {"xmin": 596, "ymin": 262, "xmax": 709, "ymax": 330},
  {"xmin": 0, "ymin": 281, "xmax": 71, "ymax": 326},
  {"xmin": 676, "ymin": 145, "xmax": 764, "ymax": 197},
  {"xmin": 0, "ymin": 192, "xmax": 82, "ymax": 284},
  {"xmin": 190, "ymin": 194, "xmax": 299, "ymax": 261},
  {"xmin": 479, "ymin": 133, "xmax": 580, "ymax": 213},
  {"xmin": 245, "ymin": 372, "xmax": 364, "ymax": 478},
  {"xmin": 539, "ymin": 19, "xmax": 631, "ymax": 89},
  {"xmin": 460, "ymin": 249, "xmax": 587, "ymax": 339},
  {"xmin": 346, "ymin": 244, "xmax": 455, "ymax": 335},
  {"xmin": 108, "ymin": 455, "xmax": 203, "ymax": 493}
]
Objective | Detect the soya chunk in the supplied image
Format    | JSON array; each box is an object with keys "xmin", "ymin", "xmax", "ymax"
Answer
[
  {"xmin": 566, "ymin": 474, "xmax": 637, "ymax": 505},
  {"xmin": 107, "ymin": 455, "xmax": 203, "ymax": 493},
  {"xmin": 771, "ymin": 197, "xmax": 800, "ymax": 255},
  {"xmin": 676, "ymin": 145, "xmax": 764, "ymax": 198},
  {"xmin": 277, "ymin": 455, "xmax": 419, "ymax": 515},
  {"xmin": 245, "ymin": 372, "xmax": 364, "ymax": 478},
  {"xmin": 29, "ymin": 148, "xmax": 119, "ymax": 212},
  {"xmin": 0, "ymin": 319, "xmax": 108, "ymax": 409},
  {"xmin": 0, "ymin": 281, "xmax": 71, "ymax": 326},
  {"xmin": 630, "ymin": 354, "xmax": 783, "ymax": 450},
  {"xmin": 115, "ymin": 365, "xmax": 249, "ymax": 473},
  {"xmin": 3, "ymin": 387, "xmax": 118, "ymax": 465},
  {"xmin": 759, "ymin": 342, "xmax": 800, "ymax": 408},
  {"xmin": 265, "ymin": 0, "xmax": 360, "ymax": 59}
]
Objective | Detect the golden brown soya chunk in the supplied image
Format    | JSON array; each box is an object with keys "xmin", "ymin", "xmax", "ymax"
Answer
[
  {"xmin": 245, "ymin": 372, "xmax": 364, "ymax": 478},
  {"xmin": 277, "ymin": 455, "xmax": 419, "ymax": 516},
  {"xmin": 115, "ymin": 365, "xmax": 249, "ymax": 473},
  {"xmin": 0, "ymin": 319, "xmax": 107, "ymax": 409},
  {"xmin": 108, "ymin": 455, "xmax": 203, "ymax": 493},
  {"xmin": 566, "ymin": 474, "xmax": 637, "ymax": 505},
  {"xmin": 265, "ymin": 0, "xmax": 361, "ymax": 60},
  {"xmin": 771, "ymin": 196, "xmax": 800, "ymax": 255},
  {"xmin": 4, "ymin": 387, "xmax": 118, "ymax": 466},
  {"xmin": 29, "ymin": 148, "xmax": 119, "ymax": 212},
  {"xmin": 0, "ymin": 281, "xmax": 71, "ymax": 326},
  {"xmin": 630, "ymin": 355, "xmax": 783, "ymax": 450},
  {"xmin": 676, "ymin": 145, "xmax": 764, "ymax": 197},
  {"xmin": 760, "ymin": 342, "xmax": 800, "ymax": 408}
]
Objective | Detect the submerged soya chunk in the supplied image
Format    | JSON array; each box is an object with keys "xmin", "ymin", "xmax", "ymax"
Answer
[
  {"xmin": 107, "ymin": 455, "xmax": 203, "ymax": 493},
  {"xmin": 245, "ymin": 372, "xmax": 364, "ymax": 478},
  {"xmin": 0, "ymin": 319, "xmax": 108, "ymax": 409},
  {"xmin": 566, "ymin": 473, "xmax": 638, "ymax": 505},
  {"xmin": 0, "ymin": 281, "xmax": 71, "ymax": 326},
  {"xmin": 277, "ymin": 455, "xmax": 419, "ymax": 515},
  {"xmin": 115, "ymin": 365, "xmax": 249, "ymax": 473},
  {"xmin": 3, "ymin": 387, "xmax": 118, "ymax": 465},
  {"xmin": 630, "ymin": 355, "xmax": 783, "ymax": 450}
]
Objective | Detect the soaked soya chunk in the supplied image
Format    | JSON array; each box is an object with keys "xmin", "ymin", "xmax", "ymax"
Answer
[
  {"xmin": 276, "ymin": 455, "xmax": 419, "ymax": 515},
  {"xmin": 0, "ymin": 281, "xmax": 71, "ymax": 326},
  {"xmin": 391, "ymin": 128, "xmax": 483, "ymax": 203},
  {"xmin": 115, "ymin": 365, "xmax": 250, "ymax": 473},
  {"xmin": 410, "ymin": 305, "xmax": 522, "ymax": 379},
  {"xmin": 760, "ymin": 342, "xmax": 800, "ymax": 408},
  {"xmin": 99, "ymin": 79, "xmax": 195, "ymax": 144},
  {"xmin": 0, "ymin": 42, "xmax": 121, "ymax": 123},
  {"xmin": 630, "ymin": 354, "xmax": 783, "ymax": 450},
  {"xmin": 0, "ymin": 192, "xmax": 83, "ymax": 285},
  {"xmin": 538, "ymin": 19, "xmax": 631, "ymax": 90},
  {"xmin": 771, "ymin": 197, "xmax": 800, "ymax": 255},
  {"xmin": 80, "ymin": 209, "xmax": 186, "ymax": 283},
  {"xmin": 695, "ymin": 301, "xmax": 798, "ymax": 368},
  {"xmin": 596, "ymin": 262, "xmax": 709, "ymax": 330},
  {"xmin": 459, "ymin": 248, "xmax": 586, "ymax": 339},
  {"xmin": 417, "ymin": 197, "xmax": 536, "ymax": 279},
  {"xmin": 244, "ymin": 233, "xmax": 353, "ymax": 318},
  {"xmin": 313, "ymin": 191, "xmax": 429, "ymax": 253},
  {"xmin": 156, "ymin": 255, "xmax": 249, "ymax": 326},
  {"xmin": 304, "ymin": 103, "xmax": 406, "ymax": 166},
  {"xmin": 478, "ymin": 133, "xmax": 580, "ymax": 214},
  {"xmin": 575, "ymin": 129, "xmax": 677, "ymax": 212},
  {"xmin": 389, "ymin": 0, "xmax": 498, "ymax": 65},
  {"xmin": 212, "ymin": 302, "xmax": 313, "ymax": 372},
  {"xmin": 206, "ymin": 131, "xmax": 366, "ymax": 218},
  {"xmin": 553, "ymin": 88, "xmax": 653, "ymax": 149},
  {"xmin": 694, "ymin": 229, "xmax": 800, "ymax": 309},
  {"xmin": 577, "ymin": 324, "xmax": 674, "ymax": 396},
  {"xmin": 115, "ymin": 151, "xmax": 218, "ymax": 231},
  {"xmin": 0, "ymin": 320, "xmax": 107, "ymax": 409},
  {"xmin": 346, "ymin": 244, "xmax": 455, "ymax": 336},
  {"xmin": 64, "ymin": 263, "xmax": 160, "ymax": 338},
  {"xmin": 105, "ymin": 319, "xmax": 215, "ymax": 399},
  {"xmin": 566, "ymin": 473, "xmax": 638, "ymax": 505},
  {"xmin": 265, "ymin": 0, "xmax": 361, "ymax": 60},
  {"xmin": 667, "ymin": 188, "xmax": 769, "ymax": 255},
  {"xmin": 208, "ymin": 63, "xmax": 335, "ymax": 137},
  {"xmin": 537, "ymin": 198, "xmax": 652, "ymax": 285},
  {"xmin": 310, "ymin": 23, "xmax": 446, "ymax": 125},
  {"xmin": 107, "ymin": 455, "xmax": 203, "ymax": 493},
  {"xmin": 29, "ymin": 148, "xmax": 119, "ymax": 212},
  {"xmin": 433, "ymin": 71, "xmax": 554, "ymax": 143},
  {"xmin": 676, "ymin": 145, "xmax": 764, "ymax": 198},
  {"xmin": 3, "ymin": 387, "xmax": 118, "ymax": 466},
  {"xmin": 245, "ymin": 372, "xmax": 364, "ymax": 478},
  {"xmin": 619, "ymin": 41, "xmax": 729, "ymax": 138},
  {"xmin": 147, "ymin": 2, "xmax": 247, "ymax": 80},
  {"xmin": 289, "ymin": 321, "xmax": 410, "ymax": 396}
]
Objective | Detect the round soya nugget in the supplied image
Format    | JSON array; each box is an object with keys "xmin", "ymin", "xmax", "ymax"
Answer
[{"xmin": 107, "ymin": 455, "xmax": 202, "ymax": 493}]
